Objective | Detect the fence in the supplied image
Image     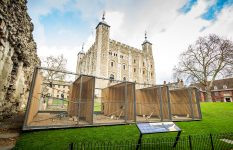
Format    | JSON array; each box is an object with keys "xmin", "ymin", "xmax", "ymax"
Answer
[{"xmin": 69, "ymin": 133, "xmax": 233, "ymax": 150}]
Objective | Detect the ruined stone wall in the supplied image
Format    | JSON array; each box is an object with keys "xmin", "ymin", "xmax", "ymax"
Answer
[{"xmin": 0, "ymin": 0, "xmax": 40, "ymax": 120}]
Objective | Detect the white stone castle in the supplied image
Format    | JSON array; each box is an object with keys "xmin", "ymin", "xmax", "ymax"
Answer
[{"xmin": 76, "ymin": 14, "xmax": 155, "ymax": 87}]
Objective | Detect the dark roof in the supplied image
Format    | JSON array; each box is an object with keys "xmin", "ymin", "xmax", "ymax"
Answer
[
  {"xmin": 78, "ymin": 51, "xmax": 85, "ymax": 55},
  {"xmin": 142, "ymin": 40, "xmax": 152, "ymax": 45},
  {"xmin": 96, "ymin": 21, "xmax": 110, "ymax": 29},
  {"xmin": 211, "ymin": 78, "xmax": 233, "ymax": 89},
  {"xmin": 191, "ymin": 78, "xmax": 233, "ymax": 90}
]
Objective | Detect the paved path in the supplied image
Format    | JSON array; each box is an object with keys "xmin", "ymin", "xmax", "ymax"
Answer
[
  {"xmin": 220, "ymin": 139, "xmax": 233, "ymax": 144},
  {"xmin": 0, "ymin": 113, "xmax": 24, "ymax": 150},
  {"xmin": 0, "ymin": 131, "xmax": 19, "ymax": 150},
  {"xmin": 0, "ymin": 145, "xmax": 15, "ymax": 150},
  {"xmin": 0, "ymin": 133, "xmax": 19, "ymax": 139},
  {"xmin": 0, "ymin": 132, "xmax": 20, "ymax": 150}
]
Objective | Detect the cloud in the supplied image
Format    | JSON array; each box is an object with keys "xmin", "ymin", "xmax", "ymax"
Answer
[
  {"xmin": 27, "ymin": 0, "xmax": 69, "ymax": 46},
  {"xmin": 179, "ymin": 0, "xmax": 197, "ymax": 13},
  {"xmin": 75, "ymin": 0, "xmax": 103, "ymax": 17},
  {"xmin": 38, "ymin": 45, "xmax": 80, "ymax": 72},
  {"xmin": 28, "ymin": 0, "xmax": 233, "ymax": 84},
  {"xmin": 28, "ymin": 0, "xmax": 69, "ymax": 18},
  {"xmin": 201, "ymin": 0, "xmax": 233, "ymax": 20},
  {"xmin": 202, "ymin": 5, "xmax": 233, "ymax": 37}
]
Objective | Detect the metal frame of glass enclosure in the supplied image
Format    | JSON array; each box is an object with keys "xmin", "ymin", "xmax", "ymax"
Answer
[{"xmin": 23, "ymin": 67, "xmax": 202, "ymax": 130}]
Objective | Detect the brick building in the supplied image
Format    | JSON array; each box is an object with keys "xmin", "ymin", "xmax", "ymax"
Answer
[{"xmin": 193, "ymin": 78, "xmax": 233, "ymax": 102}]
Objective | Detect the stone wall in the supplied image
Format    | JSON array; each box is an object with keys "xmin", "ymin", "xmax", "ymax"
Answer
[
  {"xmin": 108, "ymin": 39, "xmax": 155, "ymax": 84},
  {"xmin": 0, "ymin": 0, "xmax": 40, "ymax": 120}
]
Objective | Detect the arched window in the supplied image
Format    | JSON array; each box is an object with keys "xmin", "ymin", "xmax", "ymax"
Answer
[
  {"xmin": 223, "ymin": 85, "xmax": 227, "ymax": 89},
  {"xmin": 111, "ymin": 61, "xmax": 114, "ymax": 67},
  {"xmin": 123, "ymin": 77, "xmax": 126, "ymax": 81},
  {"xmin": 123, "ymin": 64, "xmax": 126, "ymax": 70},
  {"xmin": 110, "ymin": 74, "xmax": 114, "ymax": 80}
]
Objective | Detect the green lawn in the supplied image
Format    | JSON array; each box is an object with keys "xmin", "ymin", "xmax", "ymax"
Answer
[
  {"xmin": 94, "ymin": 101, "xmax": 101, "ymax": 111},
  {"xmin": 15, "ymin": 103, "xmax": 233, "ymax": 149},
  {"xmin": 50, "ymin": 99, "xmax": 68, "ymax": 105}
]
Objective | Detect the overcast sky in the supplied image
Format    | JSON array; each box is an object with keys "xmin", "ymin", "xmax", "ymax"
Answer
[{"xmin": 27, "ymin": 0, "xmax": 233, "ymax": 84}]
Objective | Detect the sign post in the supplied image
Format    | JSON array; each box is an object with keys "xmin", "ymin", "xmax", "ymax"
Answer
[{"xmin": 136, "ymin": 122, "xmax": 182, "ymax": 149}]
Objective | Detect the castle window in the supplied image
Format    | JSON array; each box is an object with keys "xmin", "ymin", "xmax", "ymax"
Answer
[
  {"xmin": 143, "ymin": 62, "xmax": 145, "ymax": 66},
  {"xmin": 123, "ymin": 77, "xmax": 126, "ymax": 81},
  {"xmin": 111, "ymin": 61, "xmax": 114, "ymax": 67},
  {"xmin": 134, "ymin": 59, "xmax": 136, "ymax": 63},
  {"xmin": 134, "ymin": 68, "xmax": 136, "ymax": 72},
  {"xmin": 110, "ymin": 74, "xmax": 114, "ymax": 80},
  {"xmin": 63, "ymin": 85, "xmax": 65, "ymax": 88},
  {"xmin": 123, "ymin": 64, "xmax": 126, "ymax": 70},
  {"xmin": 151, "ymin": 65, "xmax": 153, "ymax": 68},
  {"xmin": 143, "ymin": 71, "xmax": 145, "ymax": 74},
  {"xmin": 151, "ymin": 73, "xmax": 153, "ymax": 77},
  {"xmin": 57, "ymin": 95, "xmax": 59, "ymax": 98},
  {"xmin": 120, "ymin": 55, "xmax": 123, "ymax": 58},
  {"xmin": 223, "ymin": 85, "xmax": 227, "ymax": 89},
  {"xmin": 116, "ymin": 54, "xmax": 118, "ymax": 57},
  {"xmin": 109, "ymin": 52, "xmax": 112, "ymax": 55}
]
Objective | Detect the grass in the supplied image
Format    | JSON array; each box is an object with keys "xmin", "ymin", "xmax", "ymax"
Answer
[
  {"xmin": 50, "ymin": 99, "xmax": 68, "ymax": 105},
  {"xmin": 94, "ymin": 101, "xmax": 101, "ymax": 111},
  {"xmin": 15, "ymin": 103, "xmax": 233, "ymax": 149}
]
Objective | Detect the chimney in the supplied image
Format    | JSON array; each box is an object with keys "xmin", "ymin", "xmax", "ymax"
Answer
[{"xmin": 180, "ymin": 79, "xmax": 184, "ymax": 87}]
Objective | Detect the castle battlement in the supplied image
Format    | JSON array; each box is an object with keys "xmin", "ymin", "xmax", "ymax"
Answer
[{"xmin": 109, "ymin": 39, "xmax": 142, "ymax": 53}]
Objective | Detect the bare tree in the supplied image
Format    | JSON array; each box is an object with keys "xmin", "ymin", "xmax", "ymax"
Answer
[
  {"xmin": 42, "ymin": 54, "xmax": 67, "ymax": 82},
  {"xmin": 174, "ymin": 34, "xmax": 233, "ymax": 102}
]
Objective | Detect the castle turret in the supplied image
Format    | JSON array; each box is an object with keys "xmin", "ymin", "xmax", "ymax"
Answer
[
  {"xmin": 95, "ymin": 12, "xmax": 110, "ymax": 77},
  {"xmin": 76, "ymin": 44, "xmax": 85, "ymax": 74},
  {"xmin": 141, "ymin": 31, "xmax": 155, "ymax": 84},
  {"xmin": 142, "ymin": 31, "xmax": 152, "ymax": 55}
]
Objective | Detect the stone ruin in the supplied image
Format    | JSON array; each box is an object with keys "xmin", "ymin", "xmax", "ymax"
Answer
[{"xmin": 0, "ymin": 0, "xmax": 40, "ymax": 120}]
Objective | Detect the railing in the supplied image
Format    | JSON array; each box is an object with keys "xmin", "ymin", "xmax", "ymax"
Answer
[
  {"xmin": 69, "ymin": 133, "xmax": 233, "ymax": 150},
  {"xmin": 13, "ymin": 132, "xmax": 233, "ymax": 149}
]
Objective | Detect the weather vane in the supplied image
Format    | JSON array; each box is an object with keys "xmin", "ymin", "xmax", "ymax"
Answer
[
  {"xmin": 81, "ymin": 42, "xmax": 84, "ymax": 52},
  {"xmin": 145, "ymin": 30, "xmax": 147, "ymax": 40},
  {"xmin": 102, "ymin": 11, "xmax": 105, "ymax": 21}
]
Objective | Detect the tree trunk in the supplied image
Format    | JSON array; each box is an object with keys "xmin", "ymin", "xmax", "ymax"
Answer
[{"xmin": 205, "ymin": 87, "xmax": 212, "ymax": 102}]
